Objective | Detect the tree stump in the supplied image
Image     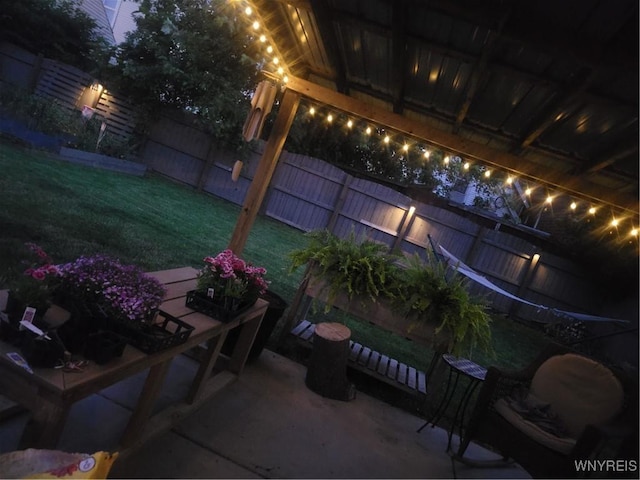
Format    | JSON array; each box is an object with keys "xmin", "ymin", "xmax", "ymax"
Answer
[{"xmin": 305, "ymin": 322, "xmax": 356, "ymax": 401}]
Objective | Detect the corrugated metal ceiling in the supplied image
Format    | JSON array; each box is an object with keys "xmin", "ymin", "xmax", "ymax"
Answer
[{"xmin": 253, "ymin": 0, "xmax": 638, "ymax": 217}]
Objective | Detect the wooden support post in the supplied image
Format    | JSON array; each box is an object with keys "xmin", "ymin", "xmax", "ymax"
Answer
[
  {"xmin": 227, "ymin": 88, "xmax": 301, "ymax": 256},
  {"xmin": 305, "ymin": 322, "xmax": 356, "ymax": 401}
]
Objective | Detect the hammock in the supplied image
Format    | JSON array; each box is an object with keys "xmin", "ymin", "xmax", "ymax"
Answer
[{"xmin": 438, "ymin": 245, "xmax": 629, "ymax": 324}]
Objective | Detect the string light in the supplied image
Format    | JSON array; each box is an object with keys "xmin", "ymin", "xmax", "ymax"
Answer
[{"xmin": 234, "ymin": 1, "xmax": 638, "ymax": 253}]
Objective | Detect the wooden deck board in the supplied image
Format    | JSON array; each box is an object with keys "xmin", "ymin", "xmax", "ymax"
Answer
[{"xmin": 290, "ymin": 320, "xmax": 427, "ymax": 397}]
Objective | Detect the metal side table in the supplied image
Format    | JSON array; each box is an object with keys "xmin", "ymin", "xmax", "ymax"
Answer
[{"xmin": 417, "ymin": 354, "xmax": 487, "ymax": 453}]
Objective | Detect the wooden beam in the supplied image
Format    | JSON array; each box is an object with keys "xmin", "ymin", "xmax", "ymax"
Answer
[
  {"xmin": 227, "ymin": 89, "xmax": 301, "ymax": 255},
  {"xmin": 282, "ymin": 73, "xmax": 638, "ymax": 215},
  {"xmin": 309, "ymin": 0, "xmax": 349, "ymax": 93}
]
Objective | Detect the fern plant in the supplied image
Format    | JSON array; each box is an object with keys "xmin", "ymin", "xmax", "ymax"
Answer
[
  {"xmin": 393, "ymin": 252, "xmax": 493, "ymax": 356},
  {"xmin": 289, "ymin": 230, "xmax": 400, "ymax": 308},
  {"xmin": 289, "ymin": 230, "xmax": 493, "ymax": 357}
]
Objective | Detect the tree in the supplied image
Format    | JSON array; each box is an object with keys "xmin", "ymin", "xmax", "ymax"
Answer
[
  {"xmin": 0, "ymin": 0, "xmax": 110, "ymax": 73},
  {"xmin": 105, "ymin": 0, "xmax": 259, "ymax": 150}
]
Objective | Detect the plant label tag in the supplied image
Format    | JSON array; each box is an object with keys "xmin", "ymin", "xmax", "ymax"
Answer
[
  {"xmin": 21, "ymin": 307, "xmax": 37, "ymax": 324},
  {"xmin": 7, "ymin": 352, "xmax": 33, "ymax": 374},
  {"xmin": 207, "ymin": 288, "xmax": 215, "ymax": 298}
]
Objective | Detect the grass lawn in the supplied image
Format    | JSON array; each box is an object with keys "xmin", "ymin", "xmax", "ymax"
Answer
[{"xmin": 0, "ymin": 141, "xmax": 550, "ymax": 415}]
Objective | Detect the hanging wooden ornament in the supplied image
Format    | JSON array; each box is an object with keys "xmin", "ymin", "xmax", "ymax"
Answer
[{"xmin": 231, "ymin": 160, "xmax": 243, "ymax": 182}]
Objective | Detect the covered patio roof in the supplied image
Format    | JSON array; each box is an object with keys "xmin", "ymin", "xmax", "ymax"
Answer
[{"xmin": 228, "ymin": 0, "xmax": 638, "ymax": 254}]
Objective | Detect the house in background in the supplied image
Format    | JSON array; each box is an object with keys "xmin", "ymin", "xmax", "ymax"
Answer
[
  {"xmin": 78, "ymin": 0, "xmax": 139, "ymax": 45},
  {"xmin": 102, "ymin": 0, "xmax": 139, "ymax": 44},
  {"xmin": 78, "ymin": 0, "xmax": 116, "ymax": 45}
]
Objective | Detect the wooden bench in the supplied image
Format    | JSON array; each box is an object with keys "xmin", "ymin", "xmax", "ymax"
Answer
[{"xmin": 291, "ymin": 320, "xmax": 427, "ymax": 397}]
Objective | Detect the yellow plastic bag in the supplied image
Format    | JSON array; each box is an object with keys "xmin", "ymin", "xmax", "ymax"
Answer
[{"xmin": 0, "ymin": 449, "xmax": 118, "ymax": 479}]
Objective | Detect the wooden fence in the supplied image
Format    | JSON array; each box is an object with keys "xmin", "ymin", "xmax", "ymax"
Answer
[
  {"xmin": 142, "ymin": 114, "xmax": 620, "ymax": 330},
  {"xmin": 0, "ymin": 42, "xmax": 136, "ymax": 140}
]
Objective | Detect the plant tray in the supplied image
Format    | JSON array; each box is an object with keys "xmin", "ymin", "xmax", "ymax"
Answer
[
  {"xmin": 110, "ymin": 310, "xmax": 194, "ymax": 354},
  {"xmin": 185, "ymin": 290, "xmax": 256, "ymax": 323},
  {"xmin": 84, "ymin": 330, "xmax": 127, "ymax": 365}
]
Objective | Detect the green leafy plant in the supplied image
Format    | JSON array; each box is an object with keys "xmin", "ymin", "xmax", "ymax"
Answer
[
  {"xmin": 394, "ymin": 252, "xmax": 493, "ymax": 356},
  {"xmin": 289, "ymin": 230, "xmax": 400, "ymax": 308},
  {"xmin": 290, "ymin": 230, "xmax": 493, "ymax": 356}
]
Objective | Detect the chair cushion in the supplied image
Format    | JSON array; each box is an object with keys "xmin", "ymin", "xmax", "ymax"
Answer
[
  {"xmin": 530, "ymin": 353, "xmax": 624, "ymax": 438},
  {"xmin": 495, "ymin": 397, "xmax": 576, "ymax": 454}
]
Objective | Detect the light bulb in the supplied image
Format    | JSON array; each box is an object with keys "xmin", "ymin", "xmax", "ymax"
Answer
[
  {"xmin": 570, "ymin": 201, "xmax": 577, "ymax": 210},
  {"xmin": 402, "ymin": 144, "xmax": 409, "ymax": 152},
  {"xmin": 525, "ymin": 188, "xmax": 532, "ymax": 196},
  {"xmin": 266, "ymin": 46, "xmax": 273, "ymax": 54},
  {"xmin": 365, "ymin": 127, "xmax": 372, "ymax": 135},
  {"xmin": 252, "ymin": 21, "xmax": 259, "ymax": 30},
  {"xmin": 506, "ymin": 176, "xmax": 513, "ymax": 185},
  {"xmin": 327, "ymin": 114, "xmax": 333, "ymax": 123},
  {"xmin": 611, "ymin": 218, "xmax": 619, "ymax": 227},
  {"xmin": 423, "ymin": 150, "xmax": 430, "ymax": 159},
  {"xmin": 244, "ymin": 6, "xmax": 252, "ymax": 15},
  {"xmin": 463, "ymin": 162, "xmax": 470, "ymax": 170},
  {"xmin": 444, "ymin": 156, "xmax": 450, "ymax": 164},
  {"xmin": 259, "ymin": 35, "xmax": 266, "ymax": 43},
  {"xmin": 347, "ymin": 120, "xmax": 353, "ymax": 129},
  {"xmin": 383, "ymin": 135, "xmax": 390, "ymax": 144},
  {"xmin": 309, "ymin": 107, "xmax": 315, "ymax": 116},
  {"xmin": 631, "ymin": 228, "xmax": 638, "ymax": 236},
  {"xmin": 484, "ymin": 170, "xmax": 491, "ymax": 178},
  {"xmin": 588, "ymin": 207, "xmax": 596, "ymax": 215},
  {"xmin": 546, "ymin": 196, "xmax": 552, "ymax": 204}
]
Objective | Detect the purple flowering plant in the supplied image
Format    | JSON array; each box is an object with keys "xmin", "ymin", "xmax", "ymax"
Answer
[
  {"xmin": 197, "ymin": 250, "xmax": 269, "ymax": 301},
  {"xmin": 57, "ymin": 254, "xmax": 166, "ymax": 322},
  {"xmin": 9, "ymin": 243, "xmax": 60, "ymax": 313}
]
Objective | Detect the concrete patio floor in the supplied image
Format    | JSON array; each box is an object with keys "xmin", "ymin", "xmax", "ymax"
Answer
[{"xmin": 0, "ymin": 349, "xmax": 530, "ymax": 479}]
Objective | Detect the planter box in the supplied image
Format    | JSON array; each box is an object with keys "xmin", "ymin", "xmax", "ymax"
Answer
[
  {"xmin": 305, "ymin": 275, "xmax": 449, "ymax": 348},
  {"xmin": 185, "ymin": 290, "xmax": 257, "ymax": 323},
  {"xmin": 59, "ymin": 147, "xmax": 147, "ymax": 176}
]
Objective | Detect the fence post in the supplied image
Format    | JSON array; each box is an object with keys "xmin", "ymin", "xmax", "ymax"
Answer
[
  {"xmin": 326, "ymin": 174, "xmax": 352, "ymax": 234},
  {"xmin": 196, "ymin": 139, "xmax": 217, "ymax": 191},
  {"xmin": 392, "ymin": 205, "xmax": 416, "ymax": 252},
  {"xmin": 509, "ymin": 252, "xmax": 541, "ymax": 319},
  {"xmin": 28, "ymin": 53, "xmax": 44, "ymax": 93}
]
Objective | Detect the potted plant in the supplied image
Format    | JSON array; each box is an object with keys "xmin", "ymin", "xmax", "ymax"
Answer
[
  {"xmin": 390, "ymin": 252, "xmax": 493, "ymax": 356},
  {"xmin": 186, "ymin": 249, "xmax": 269, "ymax": 322},
  {"xmin": 55, "ymin": 254, "xmax": 172, "ymax": 355},
  {"xmin": 289, "ymin": 230, "xmax": 400, "ymax": 309},
  {"xmin": 3, "ymin": 243, "xmax": 60, "ymax": 318},
  {"xmin": 289, "ymin": 230, "xmax": 493, "ymax": 357},
  {"xmin": 1, "ymin": 243, "xmax": 61, "ymax": 344}
]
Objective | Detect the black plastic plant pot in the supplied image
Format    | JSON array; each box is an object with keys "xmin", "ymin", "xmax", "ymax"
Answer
[{"xmin": 221, "ymin": 290, "xmax": 288, "ymax": 361}]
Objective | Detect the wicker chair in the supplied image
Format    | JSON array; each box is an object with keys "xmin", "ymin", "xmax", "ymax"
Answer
[{"xmin": 457, "ymin": 343, "xmax": 638, "ymax": 479}]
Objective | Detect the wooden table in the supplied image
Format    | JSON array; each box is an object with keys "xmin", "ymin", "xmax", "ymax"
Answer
[{"xmin": 0, "ymin": 267, "xmax": 267, "ymax": 452}]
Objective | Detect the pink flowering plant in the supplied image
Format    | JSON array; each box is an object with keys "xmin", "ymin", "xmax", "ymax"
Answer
[
  {"xmin": 196, "ymin": 250, "xmax": 269, "ymax": 302},
  {"xmin": 8, "ymin": 243, "xmax": 60, "ymax": 313},
  {"xmin": 57, "ymin": 254, "xmax": 166, "ymax": 323}
]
